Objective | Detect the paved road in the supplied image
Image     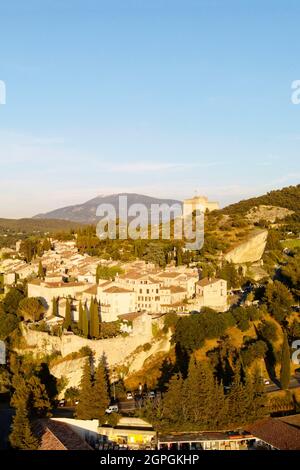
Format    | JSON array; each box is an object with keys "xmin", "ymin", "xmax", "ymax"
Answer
[
  {"xmin": 51, "ymin": 406, "xmax": 75, "ymax": 418},
  {"xmin": 118, "ymin": 400, "xmax": 136, "ymax": 412},
  {"xmin": 265, "ymin": 376, "xmax": 300, "ymax": 393}
]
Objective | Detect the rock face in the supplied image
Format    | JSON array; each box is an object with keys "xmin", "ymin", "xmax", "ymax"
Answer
[
  {"xmin": 246, "ymin": 205, "xmax": 293, "ymax": 223},
  {"xmin": 18, "ymin": 315, "xmax": 171, "ymax": 393},
  {"xmin": 20, "ymin": 314, "xmax": 153, "ymax": 366},
  {"xmin": 224, "ymin": 230, "xmax": 268, "ymax": 264},
  {"xmin": 50, "ymin": 357, "xmax": 87, "ymax": 395}
]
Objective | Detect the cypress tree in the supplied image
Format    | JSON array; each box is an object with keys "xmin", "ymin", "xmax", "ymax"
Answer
[
  {"xmin": 82, "ymin": 304, "xmax": 89, "ymax": 338},
  {"xmin": 280, "ymin": 331, "xmax": 291, "ymax": 390},
  {"xmin": 76, "ymin": 359, "xmax": 94, "ymax": 419},
  {"xmin": 92, "ymin": 359, "xmax": 110, "ymax": 423},
  {"xmin": 38, "ymin": 260, "xmax": 44, "ymax": 279},
  {"xmin": 90, "ymin": 298, "xmax": 100, "ymax": 338},
  {"xmin": 9, "ymin": 404, "xmax": 39, "ymax": 450},
  {"xmin": 63, "ymin": 298, "xmax": 72, "ymax": 331},
  {"xmin": 52, "ymin": 297, "xmax": 58, "ymax": 317},
  {"xmin": 78, "ymin": 300, "xmax": 84, "ymax": 334}
]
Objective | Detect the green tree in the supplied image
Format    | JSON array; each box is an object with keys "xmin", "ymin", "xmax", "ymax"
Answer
[
  {"xmin": 96, "ymin": 265, "xmax": 124, "ymax": 282},
  {"xmin": 64, "ymin": 387, "xmax": 80, "ymax": 405},
  {"xmin": 9, "ymin": 404, "xmax": 39, "ymax": 450},
  {"xmin": 82, "ymin": 305, "xmax": 89, "ymax": 338},
  {"xmin": 76, "ymin": 359, "xmax": 94, "ymax": 419},
  {"xmin": 2, "ymin": 286, "xmax": 26, "ymax": 315},
  {"xmin": 17, "ymin": 297, "xmax": 45, "ymax": 322},
  {"xmin": 280, "ymin": 331, "xmax": 291, "ymax": 390},
  {"xmin": 0, "ymin": 311, "xmax": 19, "ymax": 340},
  {"xmin": 184, "ymin": 358, "xmax": 227, "ymax": 429},
  {"xmin": 265, "ymin": 281, "xmax": 293, "ymax": 323},
  {"xmin": 227, "ymin": 362, "xmax": 249, "ymax": 426},
  {"xmin": 63, "ymin": 298, "xmax": 72, "ymax": 331},
  {"xmin": 78, "ymin": 300, "xmax": 84, "ymax": 334},
  {"xmin": 52, "ymin": 297, "xmax": 58, "ymax": 317},
  {"xmin": 249, "ymin": 367, "xmax": 267, "ymax": 421},
  {"xmin": 92, "ymin": 359, "xmax": 110, "ymax": 422},
  {"xmin": 90, "ymin": 298, "xmax": 100, "ymax": 338},
  {"xmin": 162, "ymin": 374, "xmax": 186, "ymax": 429},
  {"xmin": 28, "ymin": 375, "xmax": 51, "ymax": 416},
  {"xmin": 38, "ymin": 260, "xmax": 44, "ymax": 279}
]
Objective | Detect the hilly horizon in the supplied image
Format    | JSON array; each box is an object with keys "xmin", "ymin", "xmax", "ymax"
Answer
[
  {"xmin": 33, "ymin": 184, "xmax": 300, "ymax": 224},
  {"xmin": 33, "ymin": 193, "xmax": 182, "ymax": 224}
]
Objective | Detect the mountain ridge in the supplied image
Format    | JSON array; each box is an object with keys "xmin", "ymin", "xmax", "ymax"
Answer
[{"xmin": 34, "ymin": 193, "xmax": 182, "ymax": 224}]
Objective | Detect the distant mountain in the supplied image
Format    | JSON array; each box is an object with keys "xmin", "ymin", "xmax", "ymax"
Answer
[
  {"xmin": 222, "ymin": 184, "xmax": 300, "ymax": 217},
  {"xmin": 34, "ymin": 193, "xmax": 182, "ymax": 224}
]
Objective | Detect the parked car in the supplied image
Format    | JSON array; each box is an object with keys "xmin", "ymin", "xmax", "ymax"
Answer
[
  {"xmin": 126, "ymin": 391, "xmax": 133, "ymax": 400},
  {"xmin": 148, "ymin": 391, "xmax": 155, "ymax": 399},
  {"xmin": 105, "ymin": 405, "xmax": 119, "ymax": 414},
  {"xmin": 264, "ymin": 379, "xmax": 270, "ymax": 385},
  {"xmin": 58, "ymin": 399, "xmax": 65, "ymax": 407}
]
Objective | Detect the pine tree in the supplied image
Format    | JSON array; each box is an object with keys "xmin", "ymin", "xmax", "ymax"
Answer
[
  {"xmin": 52, "ymin": 297, "xmax": 58, "ymax": 317},
  {"xmin": 92, "ymin": 359, "xmax": 110, "ymax": 423},
  {"xmin": 63, "ymin": 298, "xmax": 72, "ymax": 331},
  {"xmin": 28, "ymin": 375, "xmax": 51, "ymax": 417},
  {"xmin": 162, "ymin": 374, "xmax": 186, "ymax": 429},
  {"xmin": 280, "ymin": 331, "xmax": 291, "ymax": 390},
  {"xmin": 227, "ymin": 361, "xmax": 249, "ymax": 427},
  {"xmin": 76, "ymin": 359, "xmax": 94, "ymax": 419},
  {"xmin": 9, "ymin": 404, "xmax": 39, "ymax": 450},
  {"xmin": 184, "ymin": 358, "xmax": 218, "ymax": 429},
  {"xmin": 250, "ymin": 367, "xmax": 267, "ymax": 421}
]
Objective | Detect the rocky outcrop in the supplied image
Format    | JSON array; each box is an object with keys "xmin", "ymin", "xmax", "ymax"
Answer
[
  {"xmin": 224, "ymin": 229, "xmax": 268, "ymax": 264},
  {"xmin": 20, "ymin": 318, "xmax": 152, "ymax": 366},
  {"xmin": 246, "ymin": 205, "xmax": 293, "ymax": 223},
  {"xmin": 50, "ymin": 357, "xmax": 87, "ymax": 395},
  {"xmin": 18, "ymin": 314, "xmax": 171, "ymax": 390}
]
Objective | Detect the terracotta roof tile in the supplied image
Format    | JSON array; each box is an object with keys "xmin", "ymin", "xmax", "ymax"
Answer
[
  {"xmin": 32, "ymin": 419, "xmax": 93, "ymax": 451},
  {"xmin": 247, "ymin": 417, "xmax": 300, "ymax": 450}
]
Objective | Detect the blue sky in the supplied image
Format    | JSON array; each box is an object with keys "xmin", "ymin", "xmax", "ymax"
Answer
[{"xmin": 0, "ymin": 0, "xmax": 300, "ymax": 217}]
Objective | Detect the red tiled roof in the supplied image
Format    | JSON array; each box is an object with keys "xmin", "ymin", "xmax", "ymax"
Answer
[
  {"xmin": 83, "ymin": 284, "xmax": 97, "ymax": 295},
  {"xmin": 247, "ymin": 417, "xmax": 300, "ymax": 450},
  {"xmin": 32, "ymin": 419, "xmax": 93, "ymax": 451},
  {"xmin": 103, "ymin": 286, "xmax": 133, "ymax": 294},
  {"xmin": 197, "ymin": 277, "xmax": 221, "ymax": 287},
  {"xmin": 118, "ymin": 312, "xmax": 144, "ymax": 322}
]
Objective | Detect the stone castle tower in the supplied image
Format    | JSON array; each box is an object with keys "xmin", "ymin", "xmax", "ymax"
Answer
[{"xmin": 183, "ymin": 195, "xmax": 219, "ymax": 217}]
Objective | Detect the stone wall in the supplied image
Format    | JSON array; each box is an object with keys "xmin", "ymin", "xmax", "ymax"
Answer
[{"xmin": 20, "ymin": 312, "xmax": 154, "ymax": 367}]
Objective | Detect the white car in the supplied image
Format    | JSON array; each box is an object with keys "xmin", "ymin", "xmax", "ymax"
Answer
[
  {"xmin": 105, "ymin": 405, "xmax": 119, "ymax": 414},
  {"xmin": 126, "ymin": 392, "xmax": 133, "ymax": 400},
  {"xmin": 264, "ymin": 379, "xmax": 270, "ymax": 385}
]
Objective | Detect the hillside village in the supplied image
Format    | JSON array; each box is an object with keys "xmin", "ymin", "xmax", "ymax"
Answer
[
  {"xmin": 1, "ymin": 240, "xmax": 226, "ymax": 316},
  {"xmin": 1, "ymin": 186, "xmax": 300, "ymax": 451}
]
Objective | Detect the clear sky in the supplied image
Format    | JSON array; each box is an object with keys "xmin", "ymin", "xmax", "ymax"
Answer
[{"xmin": 0, "ymin": 0, "xmax": 300, "ymax": 217}]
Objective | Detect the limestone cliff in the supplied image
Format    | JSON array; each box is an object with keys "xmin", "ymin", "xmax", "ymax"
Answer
[
  {"xmin": 50, "ymin": 357, "xmax": 87, "ymax": 396},
  {"xmin": 224, "ymin": 229, "xmax": 268, "ymax": 264}
]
